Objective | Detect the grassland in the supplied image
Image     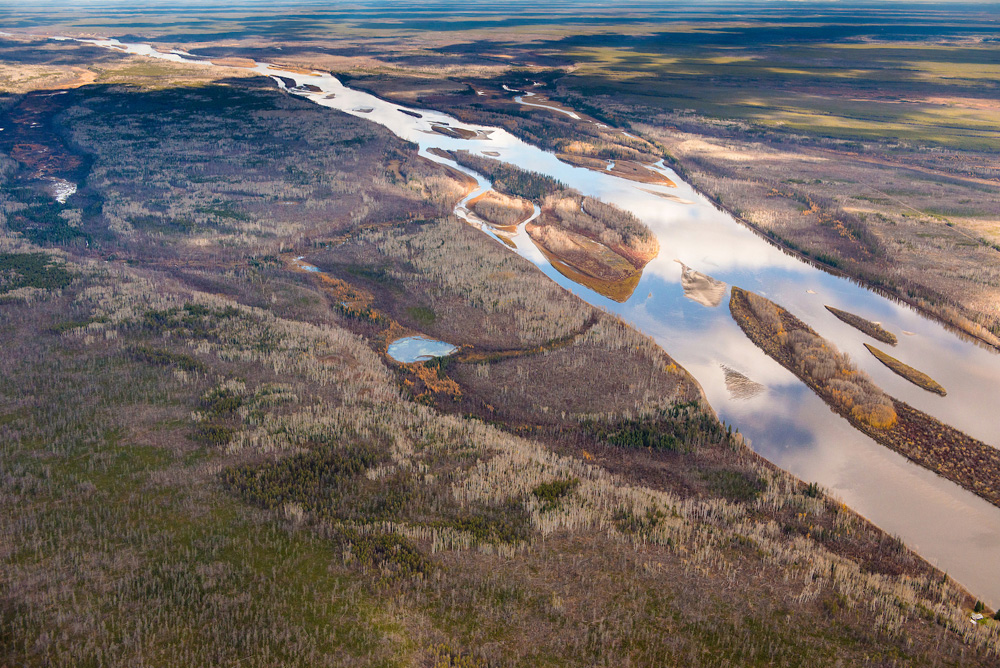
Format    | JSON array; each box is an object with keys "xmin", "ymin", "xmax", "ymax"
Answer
[{"xmin": 1, "ymin": 17, "xmax": 999, "ymax": 667}]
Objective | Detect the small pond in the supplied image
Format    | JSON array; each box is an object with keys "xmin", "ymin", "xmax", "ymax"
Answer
[
  {"xmin": 293, "ymin": 257, "xmax": 321, "ymax": 272},
  {"xmin": 387, "ymin": 335, "xmax": 457, "ymax": 363}
]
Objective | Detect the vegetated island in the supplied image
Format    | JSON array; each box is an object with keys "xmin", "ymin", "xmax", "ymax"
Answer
[
  {"xmin": 730, "ymin": 286, "xmax": 1000, "ymax": 509},
  {"xmin": 446, "ymin": 150, "xmax": 659, "ymax": 301},
  {"xmin": 467, "ymin": 190, "xmax": 534, "ymax": 229},
  {"xmin": 865, "ymin": 343, "xmax": 947, "ymax": 396},
  {"xmin": 431, "ymin": 123, "xmax": 478, "ymax": 139},
  {"xmin": 528, "ymin": 192, "xmax": 658, "ymax": 272},
  {"xmin": 825, "ymin": 305, "xmax": 897, "ymax": 345},
  {"xmin": 556, "ymin": 152, "xmax": 676, "ymax": 187}
]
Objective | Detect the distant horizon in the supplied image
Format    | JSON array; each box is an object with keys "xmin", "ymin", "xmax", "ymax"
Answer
[
  {"xmin": 6, "ymin": 0, "xmax": 1000, "ymax": 8},
  {"xmin": 4, "ymin": 0, "xmax": 998, "ymax": 32}
]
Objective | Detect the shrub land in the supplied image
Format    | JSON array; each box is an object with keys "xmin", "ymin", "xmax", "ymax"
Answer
[{"xmin": 865, "ymin": 343, "xmax": 947, "ymax": 396}]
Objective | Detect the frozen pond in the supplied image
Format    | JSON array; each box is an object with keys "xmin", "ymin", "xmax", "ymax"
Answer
[
  {"xmin": 47, "ymin": 177, "xmax": 77, "ymax": 203},
  {"xmin": 387, "ymin": 335, "xmax": 458, "ymax": 363}
]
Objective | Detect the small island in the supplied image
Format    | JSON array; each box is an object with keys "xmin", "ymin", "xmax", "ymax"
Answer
[
  {"xmin": 825, "ymin": 305, "xmax": 897, "ymax": 345},
  {"xmin": 556, "ymin": 153, "xmax": 676, "ymax": 186},
  {"xmin": 865, "ymin": 343, "xmax": 946, "ymax": 396}
]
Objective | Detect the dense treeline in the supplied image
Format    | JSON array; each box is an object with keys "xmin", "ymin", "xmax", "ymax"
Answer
[
  {"xmin": 583, "ymin": 402, "xmax": 735, "ymax": 454},
  {"xmin": 448, "ymin": 150, "xmax": 563, "ymax": 200},
  {"xmin": 0, "ymin": 251, "xmax": 72, "ymax": 294}
]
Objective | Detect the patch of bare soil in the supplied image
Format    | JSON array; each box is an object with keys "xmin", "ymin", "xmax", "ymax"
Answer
[
  {"xmin": 526, "ymin": 221, "xmax": 639, "ymax": 282},
  {"xmin": 557, "ymin": 152, "xmax": 676, "ymax": 186}
]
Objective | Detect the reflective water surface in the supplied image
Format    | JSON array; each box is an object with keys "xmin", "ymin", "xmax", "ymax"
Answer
[{"xmin": 85, "ymin": 38, "xmax": 1000, "ymax": 606}]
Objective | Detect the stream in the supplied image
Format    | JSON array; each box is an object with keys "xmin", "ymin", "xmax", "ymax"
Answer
[{"xmin": 82, "ymin": 37, "xmax": 1000, "ymax": 607}]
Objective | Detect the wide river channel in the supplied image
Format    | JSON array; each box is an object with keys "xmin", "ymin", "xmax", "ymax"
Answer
[{"xmin": 85, "ymin": 38, "xmax": 1000, "ymax": 606}]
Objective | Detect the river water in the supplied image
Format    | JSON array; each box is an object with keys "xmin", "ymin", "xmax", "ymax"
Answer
[{"xmin": 82, "ymin": 38, "xmax": 1000, "ymax": 606}]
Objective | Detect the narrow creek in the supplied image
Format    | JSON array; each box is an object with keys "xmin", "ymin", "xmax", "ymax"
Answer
[{"xmin": 83, "ymin": 37, "xmax": 1000, "ymax": 606}]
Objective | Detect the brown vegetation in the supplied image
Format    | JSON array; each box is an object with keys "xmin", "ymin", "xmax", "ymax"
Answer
[
  {"xmin": 557, "ymin": 151, "xmax": 676, "ymax": 186},
  {"xmin": 526, "ymin": 221, "xmax": 638, "ymax": 282},
  {"xmin": 826, "ymin": 305, "xmax": 898, "ymax": 345},
  {"xmin": 731, "ymin": 286, "xmax": 1000, "ymax": 509},
  {"xmin": 467, "ymin": 190, "xmax": 533, "ymax": 228},
  {"xmin": 865, "ymin": 343, "xmax": 947, "ymax": 396},
  {"xmin": 527, "ymin": 230, "xmax": 642, "ymax": 302},
  {"xmin": 210, "ymin": 57, "xmax": 257, "ymax": 69},
  {"xmin": 734, "ymin": 287, "xmax": 897, "ymax": 428},
  {"xmin": 539, "ymin": 192, "xmax": 659, "ymax": 269}
]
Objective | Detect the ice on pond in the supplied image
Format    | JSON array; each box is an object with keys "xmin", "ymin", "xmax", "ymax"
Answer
[
  {"xmin": 48, "ymin": 178, "xmax": 77, "ymax": 203},
  {"xmin": 387, "ymin": 335, "xmax": 457, "ymax": 363},
  {"xmin": 293, "ymin": 257, "xmax": 321, "ymax": 272}
]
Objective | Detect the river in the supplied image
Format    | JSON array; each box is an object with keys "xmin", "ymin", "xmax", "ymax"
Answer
[{"xmin": 81, "ymin": 37, "xmax": 1000, "ymax": 607}]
